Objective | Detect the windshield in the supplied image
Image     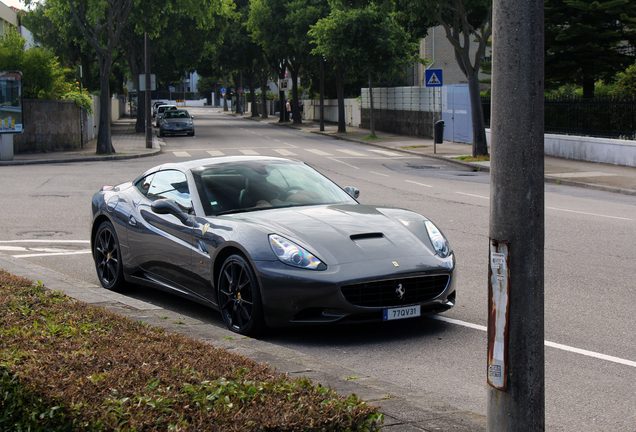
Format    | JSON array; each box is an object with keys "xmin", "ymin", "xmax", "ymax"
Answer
[
  {"xmin": 164, "ymin": 110, "xmax": 190, "ymax": 119},
  {"xmin": 192, "ymin": 160, "xmax": 357, "ymax": 216}
]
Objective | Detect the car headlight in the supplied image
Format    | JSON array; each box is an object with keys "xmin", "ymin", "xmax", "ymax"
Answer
[
  {"xmin": 269, "ymin": 234, "xmax": 325, "ymax": 270},
  {"xmin": 425, "ymin": 221, "xmax": 450, "ymax": 258}
]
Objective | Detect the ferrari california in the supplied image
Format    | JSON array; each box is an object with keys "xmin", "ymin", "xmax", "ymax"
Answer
[{"xmin": 91, "ymin": 156, "xmax": 456, "ymax": 335}]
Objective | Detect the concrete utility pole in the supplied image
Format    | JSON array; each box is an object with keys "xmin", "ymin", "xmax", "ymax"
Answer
[
  {"xmin": 144, "ymin": 33, "xmax": 152, "ymax": 149},
  {"xmin": 487, "ymin": 0, "xmax": 545, "ymax": 430}
]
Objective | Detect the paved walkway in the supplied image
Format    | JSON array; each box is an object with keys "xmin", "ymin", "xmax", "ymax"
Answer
[{"xmin": 4, "ymin": 112, "xmax": 634, "ymax": 196}]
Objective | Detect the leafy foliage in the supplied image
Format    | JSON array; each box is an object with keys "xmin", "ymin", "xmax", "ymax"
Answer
[
  {"xmin": 0, "ymin": 271, "xmax": 383, "ymax": 431},
  {"xmin": 613, "ymin": 60, "xmax": 636, "ymax": 98},
  {"xmin": 545, "ymin": 0, "xmax": 636, "ymax": 98}
]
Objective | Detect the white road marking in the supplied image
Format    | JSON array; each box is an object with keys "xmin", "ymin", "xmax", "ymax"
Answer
[
  {"xmin": 456, "ymin": 192, "xmax": 489, "ymax": 199},
  {"xmin": 13, "ymin": 250, "xmax": 92, "ymax": 258},
  {"xmin": 239, "ymin": 149, "xmax": 259, "ymax": 155},
  {"xmin": 405, "ymin": 180, "xmax": 433, "ymax": 188},
  {"xmin": 455, "ymin": 193, "xmax": 632, "ymax": 220},
  {"xmin": 546, "ymin": 207, "xmax": 633, "ymax": 221},
  {"xmin": 547, "ymin": 172, "xmax": 617, "ymax": 178},
  {"xmin": 207, "ymin": 150, "xmax": 225, "ymax": 157},
  {"xmin": 370, "ymin": 171, "xmax": 390, "ymax": 177},
  {"xmin": 329, "ymin": 158, "xmax": 359, "ymax": 169},
  {"xmin": 274, "ymin": 149, "xmax": 297, "ymax": 156},
  {"xmin": 306, "ymin": 149, "xmax": 332, "ymax": 156},
  {"xmin": 368, "ymin": 149, "xmax": 402, "ymax": 157},
  {"xmin": 432, "ymin": 316, "xmax": 636, "ymax": 368},
  {"xmin": 0, "ymin": 240, "xmax": 90, "ymax": 244},
  {"xmin": 0, "ymin": 246, "xmax": 28, "ymax": 251},
  {"xmin": 337, "ymin": 149, "xmax": 367, "ymax": 156},
  {"xmin": 173, "ymin": 151, "xmax": 191, "ymax": 157}
]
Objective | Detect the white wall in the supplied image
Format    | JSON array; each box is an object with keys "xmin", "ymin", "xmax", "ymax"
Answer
[
  {"xmin": 303, "ymin": 99, "xmax": 361, "ymax": 127},
  {"xmin": 485, "ymin": 129, "xmax": 636, "ymax": 168}
]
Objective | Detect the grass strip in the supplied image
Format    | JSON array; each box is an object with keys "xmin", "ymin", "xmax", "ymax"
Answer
[{"xmin": 0, "ymin": 271, "xmax": 382, "ymax": 431}]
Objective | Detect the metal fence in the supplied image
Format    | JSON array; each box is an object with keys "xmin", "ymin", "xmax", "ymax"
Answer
[{"xmin": 482, "ymin": 96, "xmax": 636, "ymax": 140}]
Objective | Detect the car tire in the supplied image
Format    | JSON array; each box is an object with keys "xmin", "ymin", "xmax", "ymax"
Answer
[
  {"xmin": 159, "ymin": 130, "xmax": 165, "ymax": 137},
  {"xmin": 187, "ymin": 131, "xmax": 194, "ymax": 136},
  {"xmin": 217, "ymin": 254, "xmax": 266, "ymax": 336},
  {"xmin": 93, "ymin": 221, "xmax": 126, "ymax": 291}
]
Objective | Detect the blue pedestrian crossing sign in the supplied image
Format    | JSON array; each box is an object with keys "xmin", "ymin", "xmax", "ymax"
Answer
[{"xmin": 425, "ymin": 69, "xmax": 443, "ymax": 87}]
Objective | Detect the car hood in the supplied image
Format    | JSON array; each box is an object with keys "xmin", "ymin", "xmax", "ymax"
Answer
[{"xmin": 226, "ymin": 204, "xmax": 443, "ymax": 265}]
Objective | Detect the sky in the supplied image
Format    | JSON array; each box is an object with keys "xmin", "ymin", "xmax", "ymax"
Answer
[{"xmin": 1, "ymin": 0, "xmax": 35, "ymax": 10}]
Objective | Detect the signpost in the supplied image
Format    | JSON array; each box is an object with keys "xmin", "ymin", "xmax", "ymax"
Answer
[
  {"xmin": 0, "ymin": 71, "xmax": 24, "ymax": 161},
  {"xmin": 425, "ymin": 68, "xmax": 443, "ymax": 153}
]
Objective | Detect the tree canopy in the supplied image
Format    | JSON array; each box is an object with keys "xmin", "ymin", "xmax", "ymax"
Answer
[{"xmin": 545, "ymin": 0, "xmax": 636, "ymax": 98}]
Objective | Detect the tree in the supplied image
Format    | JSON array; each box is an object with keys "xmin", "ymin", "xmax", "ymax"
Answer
[
  {"xmin": 0, "ymin": 29, "xmax": 68, "ymax": 99},
  {"xmin": 545, "ymin": 0, "xmax": 636, "ymax": 98},
  {"xmin": 54, "ymin": 0, "xmax": 135, "ymax": 154},
  {"xmin": 432, "ymin": 0, "xmax": 491, "ymax": 157},
  {"xmin": 613, "ymin": 60, "xmax": 636, "ymax": 98},
  {"xmin": 310, "ymin": 4, "xmax": 417, "ymax": 133}
]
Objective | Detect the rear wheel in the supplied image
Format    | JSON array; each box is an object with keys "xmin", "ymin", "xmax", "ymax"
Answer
[
  {"xmin": 93, "ymin": 221, "xmax": 126, "ymax": 291},
  {"xmin": 217, "ymin": 254, "xmax": 265, "ymax": 336}
]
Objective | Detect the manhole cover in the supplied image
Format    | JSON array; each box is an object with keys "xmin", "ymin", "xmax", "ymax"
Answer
[{"xmin": 16, "ymin": 231, "xmax": 70, "ymax": 237}]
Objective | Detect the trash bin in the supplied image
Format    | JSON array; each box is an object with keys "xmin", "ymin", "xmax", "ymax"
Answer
[{"xmin": 434, "ymin": 120, "xmax": 445, "ymax": 144}]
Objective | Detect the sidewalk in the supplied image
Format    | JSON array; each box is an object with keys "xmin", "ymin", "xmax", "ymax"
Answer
[
  {"xmin": 3, "ymin": 113, "xmax": 636, "ymax": 196},
  {"xmin": 0, "ymin": 117, "xmax": 161, "ymax": 166}
]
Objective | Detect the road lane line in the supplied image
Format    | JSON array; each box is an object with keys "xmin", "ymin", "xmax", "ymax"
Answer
[
  {"xmin": 13, "ymin": 250, "xmax": 92, "ymax": 258},
  {"xmin": 239, "ymin": 150, "xmax": 259, "ymax": 155},
  {"xmin": 306, "ymin": 149, "xmax": 332, "ymax": 156},
  {"xmin": 368, "ymin": 149, "xmax": 402, "ymax": 157},
  {"xmin": 546, "ymin": 207, "xmax": 633, "ymax": 221},
  {"xmin": 432, "ymin": 316, "xmax": 636, "ymax": 368},
  {"xmin": 173, "ymin": 151, "xmax": 191, "ymax": 157},
  {"xmin": 337, "ymin": 149, "xmax": 367, "ymax": 156},
  {"xmin": 274, "ymin": 149, "xmax": 297, "ymax": 156},
  {"xmin": 0, "ymin": 240, "xmax": 90, "ymax": 243},
  {"xmin": 370, "ymin": 171, "xmax": 390, "ymax": 177},
  {"xmin": 328, "ymin": 158, "xmax": 359, "ymax": 169},
  {"xmin": 405, "ymin": 180, "xmax": 433, "ymax": 188},
  {"xmin": 455, "ymin": 193, "xmax": 632, "ymax": 220},
  {"xmin": 207, "ymin": 150, "xmax": 225, "ymax": 156},
  {"xmin": 456, "ymin": 192, "xmax": 489, "ymax": 199}
]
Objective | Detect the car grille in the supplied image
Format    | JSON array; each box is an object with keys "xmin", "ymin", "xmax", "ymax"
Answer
[{"xmin": 341, "ymin": 274, "xmax": 450, "ymax": 307}]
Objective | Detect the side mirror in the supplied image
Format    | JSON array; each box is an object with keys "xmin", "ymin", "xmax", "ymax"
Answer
[
  {"xmin": 151, "ymin": 199, "xmax": 192, "ymax": 225},
  {"xmin": 191, "ymin": 115, "xmax": 194, "ymax": 119},
  {"xmin": 343, "ymin": 186, "xmax": 360, "ymax": 199}
]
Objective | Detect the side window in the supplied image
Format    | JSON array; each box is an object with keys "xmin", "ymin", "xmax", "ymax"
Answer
[
  {"xmin": 135, "ymin": 173, "xmax": 154, "ymax": 197},
  {"xmin": 147, "ymin": 170, "xmax": 191, "ymax": 211}
]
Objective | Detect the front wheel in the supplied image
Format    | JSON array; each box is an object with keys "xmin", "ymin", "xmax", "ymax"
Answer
[
  {"xmin": 217, "ymin": 254, "xmax": 266, "ymax": 336},
  {"xmin": 93, "ymin": 221, "xmax": 126, "ymax": 291}
]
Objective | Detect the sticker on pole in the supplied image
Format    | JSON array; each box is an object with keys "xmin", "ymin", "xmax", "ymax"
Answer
[
  {"xmin": 425, "ymin": 69, "xmax": 443, "ymax": 87},
  {"xmin": 488, "ymin": 240, "xmax": 509, "ymax": 390}
]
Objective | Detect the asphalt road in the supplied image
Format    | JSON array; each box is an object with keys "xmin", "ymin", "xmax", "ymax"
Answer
[{"xmin": 1, "ymin": 108, "xmax": 635, "ymax": 431}]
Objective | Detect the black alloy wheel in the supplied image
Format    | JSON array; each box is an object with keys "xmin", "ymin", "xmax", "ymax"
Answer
[
  {"xmin": 93, "ymin": 221, "xmax": 125, "ymax": 291},
  {"xmin": 217, "ymin": 254, "xmax": 265, "ymax": 336}
]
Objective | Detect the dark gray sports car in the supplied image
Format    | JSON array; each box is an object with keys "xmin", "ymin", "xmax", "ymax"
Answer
[{"xmin": 91, "ymin": 156, "xmax": 456, "ymax": 335}]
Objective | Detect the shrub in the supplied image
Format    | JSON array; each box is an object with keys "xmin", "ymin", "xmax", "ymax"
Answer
[{"xmin": 0, "ymin": 271, "xmax": 382, "ymax": 431}]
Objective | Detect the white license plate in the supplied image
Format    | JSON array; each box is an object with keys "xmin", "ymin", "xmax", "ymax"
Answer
[{"xmin": 383, "ymin": 305, "xmax": 421, "ymax": 321}]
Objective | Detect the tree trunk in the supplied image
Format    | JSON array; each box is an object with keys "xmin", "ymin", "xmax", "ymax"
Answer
[
  {"xmin": 290, "ymin": 66, "xmax": 301, "ymax": 124},
  {"xmin": 336, "ymin": 68, "xmax": 346, "ymax": 133},
  {"xmin": 582, "ymin": 77, "xmax": 595, "ymax": 98},
  {"xmin": 467, "ymin": 72, "xmax": 488, "ymax": 157},
  {"xmin": 96, "ymin": 55, "xmax": 115, "ymax": 154},
  {"xmin": 261, "ymin": 75, "xmax": 269, "ymax": 119},
  {"xmin": 368, "ymin": 70, "xmax": 375, "ymax": 137},
  {"xmin": 249, "ymin": 75, "xmax": 258, "ymax": 117}
]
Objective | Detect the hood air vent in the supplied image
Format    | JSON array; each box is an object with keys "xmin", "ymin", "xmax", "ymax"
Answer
[{"xmin": 350, "ymin": 232, "xmax": 384, "ymax": 241}]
